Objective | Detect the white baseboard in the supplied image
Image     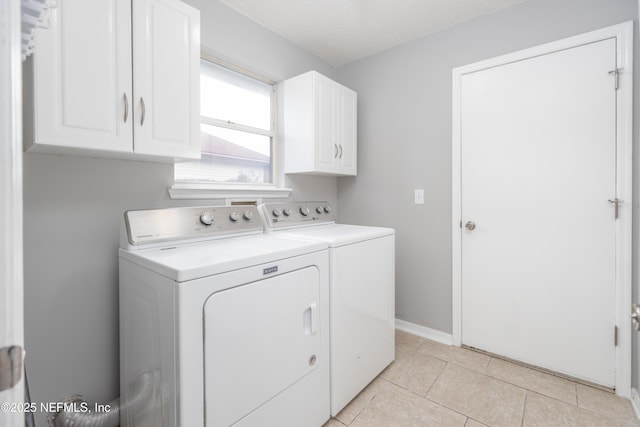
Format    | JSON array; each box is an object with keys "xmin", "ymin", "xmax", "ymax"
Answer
[
  {"xmin": 631, "ymin": 388, "xmax": 640, "ymax": 420},
  {"xmin": 395, "ymin": 319, "xmax": 453, "ymax": 346}
]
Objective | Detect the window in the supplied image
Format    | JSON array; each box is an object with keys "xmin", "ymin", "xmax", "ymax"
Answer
[{"xmin": 174, "ymin": 58, "xmax": 276, "ymax": 186}]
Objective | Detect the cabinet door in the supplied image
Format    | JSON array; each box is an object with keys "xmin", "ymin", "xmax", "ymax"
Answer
[
  {"xmin": 30, "ymin": 0, "xmax": 132, "ymax": 152},
  {"xmin": 336, "ymin": 87, "xmax": 357, "ymax": 175},
  {"xmin": 132, "ymin": 0, "xmax": 200, "ymax": 159},
  {"xmin": 314, "ymin": 74, "xmax": 337, "ymax": 173}
]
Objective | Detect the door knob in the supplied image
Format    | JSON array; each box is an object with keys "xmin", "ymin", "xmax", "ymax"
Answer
[
  {"xmin": 465, "ymin": 221, "xmax": 476, "ymax": 231},
  {"xmin": 631, "ymin": 304, "xmax": 640, "ymax": 331}
]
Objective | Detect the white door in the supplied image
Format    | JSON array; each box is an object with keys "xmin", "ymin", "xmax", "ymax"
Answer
[
  {"xmin": 460, "ymin": 39, "xmax": 617, "ymax": 387},
  {"xmin": 132, "ymin": 0, "xmax": 200, "ymax": 159},
  {"xmin": 0, "ymin": 1, "xmax": 24, "ymax": 426}
]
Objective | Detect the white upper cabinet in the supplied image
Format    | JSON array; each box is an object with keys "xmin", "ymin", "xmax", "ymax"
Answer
[
  {"xmin": 132, "ymin": 0, "xmax": 200, "ymax": 159},
  {"xmin": 24, "ymin": 0, "xmax": 200, "ymax": 162},
  {"xmin": 24, "ymin": 0, "xmax": 133, "ymax": 153},
  {"xmin": 284, "ymin": 71, "xmax": 357, "ymax": 176}
]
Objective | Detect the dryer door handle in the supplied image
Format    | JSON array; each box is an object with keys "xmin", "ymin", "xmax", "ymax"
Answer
[{"xmin": 303, "ymin": 302, "xmax": 318, "ymax": 335}]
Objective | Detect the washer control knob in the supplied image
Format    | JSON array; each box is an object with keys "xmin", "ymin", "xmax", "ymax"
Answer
[
  {"xmin": 324, "ymin": 206, "xmax": 332, "ymax": 213},
  {"xmin": 200, "ymin": 212, "xmax": 214, "ymax": 226},
  {"xmin": 272, "ymin": 208, "xmax": 282, "ymax": 217},
  {"xmin": 316, "ymin": 207, "xmax": 324, "ymax": 214},
  {"xmin": 243, "ymin": 210, "xmax": 254, "ymax": 221},
  {"xmin": 283, "ymin": 208, "xmax": 292, "ymax": 216},
  {"xmin": 300, "ymin": 207, "xmax": 310, "ymax": 216},
  {"xmin": 229, "ymin": 211, "xmax": 240, "ymax": 222}
]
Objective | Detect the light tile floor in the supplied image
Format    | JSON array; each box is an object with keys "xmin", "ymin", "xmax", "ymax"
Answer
[{"xmin": 323, "ymin": 330, "xmax": 640, "ymax": 427}]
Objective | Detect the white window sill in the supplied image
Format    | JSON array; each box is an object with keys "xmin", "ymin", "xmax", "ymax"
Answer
[{"xmin": 169, "ymin": 182, "xmax": 292, "ymax": 201}]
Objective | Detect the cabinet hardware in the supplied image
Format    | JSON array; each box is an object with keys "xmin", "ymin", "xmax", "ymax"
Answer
[
  {"xmin": 334, "ymin": 144, "xmax": 338, "ymax": 158},
  {"xmin": 338, "ymin": 144, "xmax": 343, "ymax": 159},
  {"xmin": 140, "ymin": 97, "xmax": 146, "ymax": 126},
  {"xmin": 123, "ymin": 93, "xmax": 128, "ymax": 123}
]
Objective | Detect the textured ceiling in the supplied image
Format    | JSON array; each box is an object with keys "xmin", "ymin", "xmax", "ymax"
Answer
[{"xmin": 219, "ymin": 0, "xmax": 528, "ymax": 66}]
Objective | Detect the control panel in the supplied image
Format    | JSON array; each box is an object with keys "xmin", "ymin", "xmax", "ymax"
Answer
[
  {"xmin": 260, "ymin": 201, "xmax": 336, "ymax": 229},
  {"xmin": 124, "ymin": 205, "xmax": 263, "ymax": 247}
]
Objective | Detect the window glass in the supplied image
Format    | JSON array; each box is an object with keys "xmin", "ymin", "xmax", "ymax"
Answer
[
  {"xmin": 175, "ymin": 59, "xmax": 275, "ymax": 185},
  {"xmin": 200, "ymin": 61, "xmax": 271, "ymax": 130}
]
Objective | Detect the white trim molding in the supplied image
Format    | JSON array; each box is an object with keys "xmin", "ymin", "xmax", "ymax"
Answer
[
  {"xmin": 0, "ymin": 0, "xmax": 25, "ymax": 426},
  {"xmin": 395, "ymin": 319, "xmax": 453, "ymax": 346},
  {"xmin": 452, "ymin": 21, "xmax": 633, "ymax": 398},
  {"xmin": 169, "ymin": 182, "xmax": 292, "ymax": 200}
]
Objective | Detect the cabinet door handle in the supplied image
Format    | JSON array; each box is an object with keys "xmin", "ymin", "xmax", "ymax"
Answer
[
  {"xmin": 338, "ymin": 144, "xmax": 343, "ymax": 159},
  {"xmin": 123, "ymin": 93, "xmax": 129, "ymax": 123},
  {"xmin": 334, "ymin": 144, "xmax": 338, "ymax": 158},
  {"xmin": 140, "ymin": 97, "xmax": 146, "ymax": 126}
]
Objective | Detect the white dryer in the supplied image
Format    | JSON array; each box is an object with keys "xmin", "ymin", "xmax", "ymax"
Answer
[
  {"xmin": 119, "ymin": 205, "xmax": 330, "ymax": 427},
  {"xmin": 260, "ymin": 201, "xmax": 395, "ymax": 415}
]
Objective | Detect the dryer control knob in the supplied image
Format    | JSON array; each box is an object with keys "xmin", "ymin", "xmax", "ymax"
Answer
[
  {"xmin": 200, "ymin": 212, "xmax": 214, "ymax": 226},
  {"xmin": 324, "ymin": 206, "xmax": 332, "ymax": 213},
  {"xmin": 243, "ymin": 210, "xmax": 254, "ymax": 220},
  {"xmin": 272, "ymin": 208, "xmax": 282, "ymax": 217},
  {"xmin": 229, "ymin": 211, "xmax": 240, "ymax": 222},
  {"xmin": 283, "ymin": 208, "xmax": 292, "ymax": 216},
  {"xmin": 300, "ymin": 207, "xmax": 310, "ymax": 216},
  {"xmin": 316, "ymin": 207, "xmax": 323, "ymax": 214}
]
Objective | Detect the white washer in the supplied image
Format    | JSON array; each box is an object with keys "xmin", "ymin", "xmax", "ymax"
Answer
[
  {"xmin": 119, "ymin": 206, "xmax": 330, "ymax": 427},
  {"xmin": 260, "ymin": 201, "xmax": 395, "ymax": 415}
]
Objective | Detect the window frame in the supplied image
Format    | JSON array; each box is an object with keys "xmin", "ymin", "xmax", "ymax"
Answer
[{"xmin": 170, "ymin": 54, "xmax": 291, "ymax": 200}]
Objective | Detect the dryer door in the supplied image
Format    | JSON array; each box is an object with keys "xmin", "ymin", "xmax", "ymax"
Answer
[{"xmin": 204, "ymin": 266, "xmax": 321, "ymax": 427}]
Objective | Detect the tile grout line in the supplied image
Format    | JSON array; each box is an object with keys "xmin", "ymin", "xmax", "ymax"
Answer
[
  {"xmin": 392, "ymin": 332, "xmax": 640, "ymax": 426},
  {"xmin": 464, "ymin": 344, "xmax": 614, "ymax": 394},
  {"xmin": 386, "ymin": 352, "xmax": 473, "ymax": 423},
  {"xmin": 421, "ymin": 357, "xmax": 448, "ymax": 398},
  {"xmin": 418, "ymin": 361, "xmax": 487, "ymax": 423},
  {"xmin": 425, "ymin": 360, "xmax": 532, "ymax": 425},
  {"xmin": 479, "ymin": 354, "xmax": 587, "ymax": 409},
  {"xmin": 520, "ymin": 390, "xmax": 528, "ymax": 427},
  {"xmin": 349, "ymin": 392, "xmax": 379, "ymax": 425},
  {"xmin": 339, "ymin": 379, "xmax": 385, "ymax": 426},
  {"xmin": 525, "ymin": 389, "xmax": 639, "ymax": 426}
]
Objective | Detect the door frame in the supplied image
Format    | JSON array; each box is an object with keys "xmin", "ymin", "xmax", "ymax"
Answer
[
  {"xmin": 0, "ymin": 0, "xmax": 25, "ymax": 425},
  {"xmin": 451, "ymin": 21, "xmax": 633, "ymax": 397}
]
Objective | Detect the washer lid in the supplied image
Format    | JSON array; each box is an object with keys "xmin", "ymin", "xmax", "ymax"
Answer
[
  {"xmin": 119, "ymin": 234, "xmax": 327, "ymax": 282},
  {"xmin": 274, "ymin": 223, "xmax": 394, "ymax": 247}
]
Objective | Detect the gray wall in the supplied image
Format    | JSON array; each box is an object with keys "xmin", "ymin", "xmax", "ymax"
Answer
[
  {"xmin": 335, "ymin": 0, "xmax": 638, "ymax": 334},
  {"xmin": 23, "ymin": 1, "xmax": 336, "ymax": 425}
]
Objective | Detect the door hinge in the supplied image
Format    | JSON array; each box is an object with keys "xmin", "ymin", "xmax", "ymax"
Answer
[
  {"xmin": 614, "ymin": 325, "xmax": 618, "ymax": 346},
  {"xmin": 609, "ymin": 68, "xmax": 623, "ymax": 90}
]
